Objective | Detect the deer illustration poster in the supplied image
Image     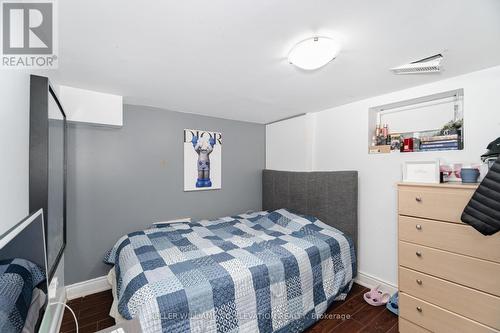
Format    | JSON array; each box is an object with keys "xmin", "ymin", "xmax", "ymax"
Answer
[{"xmin": 184, "ymin": 129, "xmax": 222, "ymax": 191}]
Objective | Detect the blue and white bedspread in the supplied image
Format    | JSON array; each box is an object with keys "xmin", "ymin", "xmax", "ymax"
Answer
[
  {"xmin": 0, "ymin": 258, "xmax": 46, "ymax": 333},
  {"xmin": 105, "ymin": 209, "xmax": 356, "ymax": 333}
]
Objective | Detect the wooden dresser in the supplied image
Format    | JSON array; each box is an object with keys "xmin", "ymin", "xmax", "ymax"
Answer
[{"xmin": 397, "ymin": 182, "xmax": 500, "ymax": 333}]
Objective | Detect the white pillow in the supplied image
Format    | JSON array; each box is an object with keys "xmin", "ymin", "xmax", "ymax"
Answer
[{"xmin": 153, "ymin": 217, "xmax": 191, "ymax": 225}]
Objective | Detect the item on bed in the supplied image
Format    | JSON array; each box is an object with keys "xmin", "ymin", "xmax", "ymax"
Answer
[
  {"xmin": 461, "ymin": 156, "xmax": 500, "ymax": 235},
  {"xmin": 152, "ymin": 217, "xmax": 192, "ymax": 226},
  {"xmin": 0, "ymin": 258, "xmax": 46, "ymax": 333},
  {"xmin": 363, "ymin": 286, "xmax": 390, "ymax": 306},
  {"xmin": 104, "ymin": 209, "xmax": 356, "ymax": 333}
]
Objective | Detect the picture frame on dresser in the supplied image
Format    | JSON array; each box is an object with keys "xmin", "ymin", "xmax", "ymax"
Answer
[{"xmin": 402, "ymin": 160, "xmax": 440, "ymax": 184}]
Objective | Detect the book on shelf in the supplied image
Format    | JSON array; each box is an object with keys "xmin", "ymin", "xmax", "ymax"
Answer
[
  {"xmin": 420, "ymin": 134, "xmax": 459, "ymax": 142},
  {"xmin": 420, "ymin": 141, "xmax": 459, "ymax": 149},
  {"xmin": 420, "ymin": 146, "xmax": 458, "ymax": 151},
  {"xmin": 420, "ymin": 139, "xmax": 458, "ymax": 145}
]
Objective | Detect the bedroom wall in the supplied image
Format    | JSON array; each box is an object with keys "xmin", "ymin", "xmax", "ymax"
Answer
[
  {"xmin": 266, "ymin": 65, "xmax": 500, "ymax": 287},
  {"xmin": 65, "ymin": 105, "xmax": 265, "ymax": 284},
  {"xmin": 266, "ymin": 114, "xmax": 314, "ymax": 171}
]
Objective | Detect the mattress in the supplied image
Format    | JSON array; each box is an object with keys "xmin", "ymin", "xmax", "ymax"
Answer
[
  {"xmin": 107, "ymin": 267, "xmax": 126, "ymax": 324},
  {"xmin": 105, "ymin": 209, "xmax": 356, "ymax": 333}
]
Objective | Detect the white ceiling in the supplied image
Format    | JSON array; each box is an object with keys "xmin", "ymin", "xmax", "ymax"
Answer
[{"xmin": 54, "ymin": 0, "xmax": 500, "ymax": 124}]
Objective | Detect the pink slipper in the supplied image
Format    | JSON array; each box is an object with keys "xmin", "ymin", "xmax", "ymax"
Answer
[{"xmin": 363, "ymin": 286, "xmax": 390, "ymax": 306}]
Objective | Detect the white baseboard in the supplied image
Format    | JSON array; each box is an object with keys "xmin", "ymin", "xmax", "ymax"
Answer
[
  {"xmin": 65, "ymin": 275, "xmax": 110, "ymax": 300},
  {"xmin": 354, "ymin": 271, "xmax": 398, "ymax": 295}
]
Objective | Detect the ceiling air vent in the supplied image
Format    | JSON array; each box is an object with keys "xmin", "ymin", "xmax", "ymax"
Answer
[{"xmin": 391, "ymin": 54, "xmax": 443, "ymax": 74}]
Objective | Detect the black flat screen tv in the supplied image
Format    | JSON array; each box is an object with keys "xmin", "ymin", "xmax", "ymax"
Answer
[
  {"xmin": 29, "ymin": 75, "xmax": 67, "ymax": 283},
  {"xmin": 0, "ymin": 209, "xmax": 49, "ymax": 332}
]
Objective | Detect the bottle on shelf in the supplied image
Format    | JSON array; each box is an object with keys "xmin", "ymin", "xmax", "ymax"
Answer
[{"xmin": 383, "ymin": 124, "xmax": 388, "ymax": 138}]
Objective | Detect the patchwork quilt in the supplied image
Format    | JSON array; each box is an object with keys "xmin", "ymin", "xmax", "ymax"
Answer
[
  {"xmin": 105, "ymin": 209, "xmax": 356, "ymax": 333},
  {"xmin": 0, "ymin": 258, "xmax": 46, "ymax": 333}
]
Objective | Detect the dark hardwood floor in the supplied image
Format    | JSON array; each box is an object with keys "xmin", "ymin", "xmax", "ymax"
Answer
[
  {"xmin": 305, "ymin": 283, "xmax": 398, "ymax": 333},
  {"xmin": 60, "ymin": 290, "xmax": 115, "ymax": 333},
  {"xmin": 60, "ymin": 283, "xmax": 397, "ymax": 333}
]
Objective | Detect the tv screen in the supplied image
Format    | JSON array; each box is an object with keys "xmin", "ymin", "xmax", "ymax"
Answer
[
  {"xmin": 29, "ymin": 76, "xmax": 67, "ymax": 283},
  {"xmin": 47, "ymin": 87, "xmax": 66, "ymax": 281},
  {"xmin": 0, "ymin": 210, "xmax": 49, "ymax": 333}
]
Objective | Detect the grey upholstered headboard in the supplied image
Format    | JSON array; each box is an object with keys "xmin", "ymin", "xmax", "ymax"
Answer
[{"xmin": 262, "ymin": 170, "xmax": 358, "ymax": 251}]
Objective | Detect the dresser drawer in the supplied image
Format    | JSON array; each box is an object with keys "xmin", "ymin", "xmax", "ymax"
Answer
[
  {"xmin": 399, "ymin": 241, "xmax": 500, "ymax": 296},
  {"xmin": 399, "ymin": 267, "xmax": 500, "ymax": 329},
  {"xmin": 399, "ymin": 216, "xmax": 500, "ymax": 263},
  {"xmin": 400, "ymin": 293, "xmax": 498, "ymax": 333},
  {"xmin": 398, "ymin": 185, "xmax": 475, "ymax": 222},
  {"xmin": 399, "ymin": 318, "xmax": 431, "ymax": 333}
]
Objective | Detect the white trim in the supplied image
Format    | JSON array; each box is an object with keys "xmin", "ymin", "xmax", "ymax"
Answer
[
  {"xmin": 65, "ymin": 275, "xmax": 110, "ymax": 300},
  {"xmin": 354, "ymin": 271, "xmax": 398, "ymax": 295}
]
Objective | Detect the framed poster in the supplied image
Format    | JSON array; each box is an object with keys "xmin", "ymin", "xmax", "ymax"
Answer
[
  {"xmin": 402, "ymin": 160, "xmax": 440, "ymax": 184},
  {"xmin": 184, "ymin": 129, "xmax": 222, "ymax": 191}
]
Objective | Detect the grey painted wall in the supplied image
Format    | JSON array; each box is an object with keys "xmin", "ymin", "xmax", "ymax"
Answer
[{"xmin": 65, "ymin": 105, "xmax": 265, "ymax": 284}]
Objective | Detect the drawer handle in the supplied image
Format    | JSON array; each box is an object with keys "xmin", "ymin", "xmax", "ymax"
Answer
[
  {"xmin": 415, "ymin": 224, "xmax": 422, "ymax": 230},
  {"xmin": 415, "ymin": 196, "xmax": 422, "ymax": 202},
  {"xmin": 416, "ymin": 306, "xmax": 422, "ymax": 313},
  {"xmin": 416, "ymin": 251, "xmax": 422, "ymax": 257},
  {"xmin": 416, "ymin": 279, "xmax": 423, "ymax": 285}
]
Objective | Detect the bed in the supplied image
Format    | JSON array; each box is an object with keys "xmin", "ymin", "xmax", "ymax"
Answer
[{"xmin": 105, "ymin": 170, "xmax": 358, "ymax": 333}]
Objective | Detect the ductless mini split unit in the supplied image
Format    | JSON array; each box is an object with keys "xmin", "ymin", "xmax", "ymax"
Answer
[{"xmin": 391, "ymin": 54, "xmax": 443, "ymax": 74}]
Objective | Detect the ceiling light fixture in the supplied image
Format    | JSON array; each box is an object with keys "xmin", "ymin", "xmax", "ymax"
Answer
[{"xmin": 288, "ymin": 36, "xmax": 341, "ymax": 70}]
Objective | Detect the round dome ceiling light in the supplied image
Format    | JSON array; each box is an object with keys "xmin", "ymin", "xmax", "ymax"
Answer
[{"xmin": 288, "ymin": 36, "xmax": 341, "ymax": 70}]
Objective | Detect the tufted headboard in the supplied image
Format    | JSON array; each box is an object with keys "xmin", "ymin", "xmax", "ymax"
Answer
[{"xmin": 262, "ymin": 170, "xmax": 358, "ymax": 251}]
